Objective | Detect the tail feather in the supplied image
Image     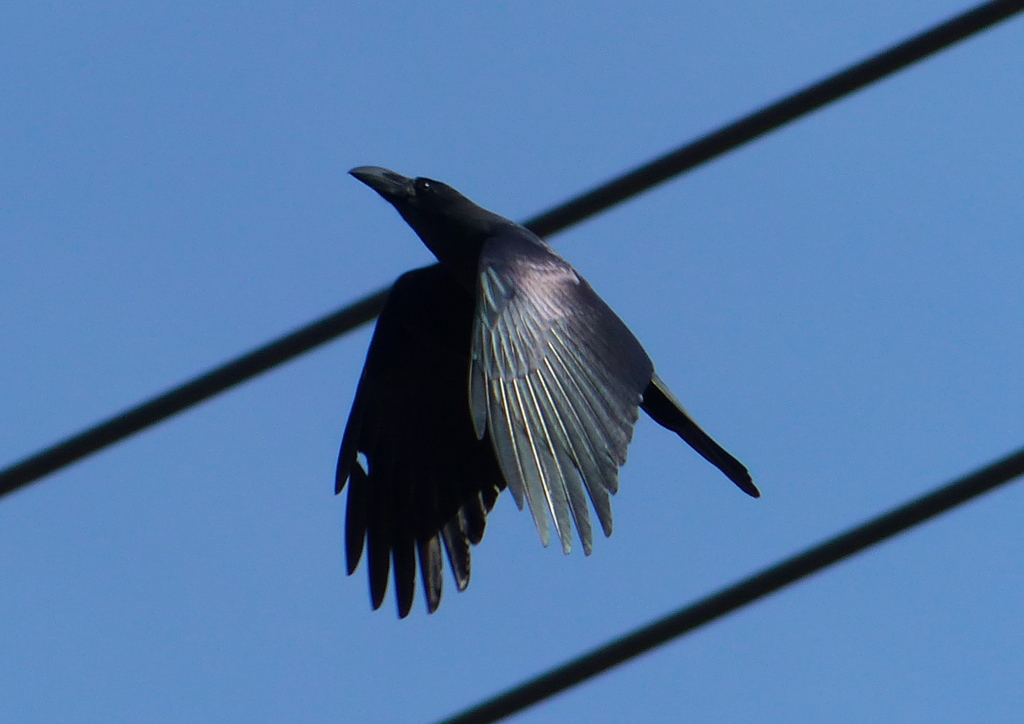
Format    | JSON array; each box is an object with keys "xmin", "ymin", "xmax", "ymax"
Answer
[{"xmin": 641, "ymin": 374, "xmax": 760, "ymax": 498}]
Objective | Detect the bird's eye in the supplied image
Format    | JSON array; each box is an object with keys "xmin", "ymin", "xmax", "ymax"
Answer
[{"xmin": 414, "ymin": 178, "xmax": 433, "ymax": 195}]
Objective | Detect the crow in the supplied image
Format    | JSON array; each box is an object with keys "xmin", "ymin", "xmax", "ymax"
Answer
[{"xmin": 337, "ymin": 167, "xmax": 758, "ymax": 617}]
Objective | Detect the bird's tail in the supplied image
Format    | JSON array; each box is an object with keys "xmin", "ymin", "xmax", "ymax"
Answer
[{"xmin": 641, "ymin": 374, "xmax": 760, "ymax": 498}]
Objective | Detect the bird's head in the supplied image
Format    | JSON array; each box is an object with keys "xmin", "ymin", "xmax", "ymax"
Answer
[{"xmin": 349, "ymin": 166, "xmax": 514, "ymax": 284}]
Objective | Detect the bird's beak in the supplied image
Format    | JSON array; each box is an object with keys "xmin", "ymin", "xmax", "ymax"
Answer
[{"xmin": 349, "ymin": 166, "xmax": 413, "ymax": 203}]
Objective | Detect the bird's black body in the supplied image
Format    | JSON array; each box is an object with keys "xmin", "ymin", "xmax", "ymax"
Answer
[{"xmin": 338, "ymin": 167, "xmax": 758, "ymax": 617}]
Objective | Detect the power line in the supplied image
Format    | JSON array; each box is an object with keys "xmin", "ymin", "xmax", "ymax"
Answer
[
  {"xmin": 434, "ymin": 446, "xmax": 1024, "ymax": 724},
  {"xmin": 525, "ymin": 0, "xmax": 1024, "ymax": 238},
  {"xmin": 1, "ymin": 0, "xmax": 1021, "ymax": 500}
]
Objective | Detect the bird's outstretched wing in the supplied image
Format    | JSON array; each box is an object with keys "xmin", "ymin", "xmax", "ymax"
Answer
[
  {"xmin": 337, "ymin": 265, "xmax": 505, "ymax": 618},
  {"xmin": 469, "ymin": 232, "xmax": 654, "ymax": 555}
]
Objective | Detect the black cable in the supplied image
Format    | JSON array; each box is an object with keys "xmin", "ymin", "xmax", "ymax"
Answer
[
  {"xmin": 525, "ymin": 0, "xmax": 1024, "ymax": 238},
  {"xmin": 0, "ymin": 291, "xmax": 388, "ymax": 497},
  {"xmin": 434, "ymin": 446, "xmax": 1024, "ymax": 724},
  {"xmin": 2, "ymin": 0, "xmax": 1021, "ymax": 500}
]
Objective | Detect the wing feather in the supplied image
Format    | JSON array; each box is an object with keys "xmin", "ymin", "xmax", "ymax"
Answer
[
  {"xmin": 416, "ymin": 535, "xmax": 443, "ymax": 614},
  {"xmin": 539, "ymin": 358, "xmax": 614, "ymax": 536},
  {"xmin": 336, "ymin": 265, "xmax": 505, "ymax": 616},
  {"xmin": 514, "ymin": 375, "xmax": 574, "ymax": 553},
  {"xmin": 531, "ymin": 368, "xmax": 595, "ymax": 553},
  {"xmin": 471, "ymin": 231, "xmax": 653, "ymax": 552}
]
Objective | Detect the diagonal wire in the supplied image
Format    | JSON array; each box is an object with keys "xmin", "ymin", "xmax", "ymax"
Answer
[
  {"xmin": 1, "ymin": 0, "xmax": 1022, "ymax": 500},
  {"xmin": 434, "ymin": 446, "xmax": 1024, "ymax": 724}
]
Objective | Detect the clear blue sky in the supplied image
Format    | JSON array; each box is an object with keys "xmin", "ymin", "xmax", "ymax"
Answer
[{"xmin": 2, "ymin": 3, "xmax": 1022, "ymax": 722}]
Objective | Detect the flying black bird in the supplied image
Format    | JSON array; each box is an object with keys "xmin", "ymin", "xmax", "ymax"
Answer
[{"xmin": 338, "ymin": 166, "xmax": 758, "ymax": 617}]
